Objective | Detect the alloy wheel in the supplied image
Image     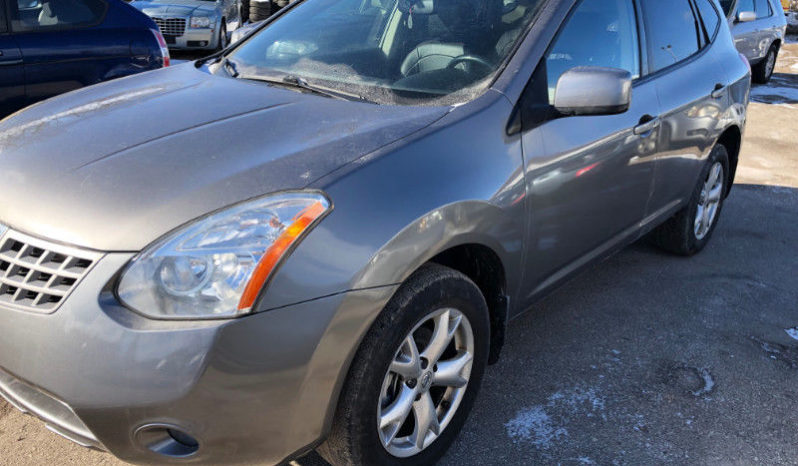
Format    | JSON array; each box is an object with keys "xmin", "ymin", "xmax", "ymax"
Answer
[
  {"xmin": 377, "ymin": 308, "xmax": 474, "ymax": 458},
  {"xmin": 765, "ymin": 50, "xmax": 776, "ymax": 78},
  {"xmin": 694, "ymin": 161, "xmax": 724, "ymax": 240}
]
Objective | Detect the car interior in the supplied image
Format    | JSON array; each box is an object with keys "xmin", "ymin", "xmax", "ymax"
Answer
[
  {"xmin": 233, "ymin": 0, "xmax": 544, "ymax": 97},
  {"xmin": 11, "ymin": 0, "xmax": 103, "ymax": 30}
]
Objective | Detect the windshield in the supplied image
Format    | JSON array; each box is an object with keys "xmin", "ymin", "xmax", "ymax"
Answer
[{"xmin": 225, "ymin": 0, "xmax": 545, "ymax": 105}]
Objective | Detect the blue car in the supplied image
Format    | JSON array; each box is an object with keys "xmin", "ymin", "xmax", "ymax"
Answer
[{"xmin": 0, "ymin": 0, "xmax": 169, "ymax": 117}]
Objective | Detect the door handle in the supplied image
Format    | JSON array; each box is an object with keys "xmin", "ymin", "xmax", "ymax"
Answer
[
  {"xmin": 711, "ymin": 83, "xmax": 726, "ymax": 99},
  {"xmin": 634, "ymin": 115, "xmax": 660, "ymax": 136}
]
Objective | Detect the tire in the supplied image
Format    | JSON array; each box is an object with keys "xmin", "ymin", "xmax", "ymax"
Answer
[
  {"xmin": 318, "ymin": 264, "xmax": 490, "ymax": 466},
  {"xmin": 753, "ymin": 44, "xmax": 778, "ymax": 84},
  {"xmin": 249, "ymin": 1, "xmax": 273, "ymax": 21},
  {"xmin": 217, "ymin": 21, "xmax": 228, "ymax": 51},
  {"xmin": 648, "ymin": 144, "xmax": 730, "ymax": 256}
]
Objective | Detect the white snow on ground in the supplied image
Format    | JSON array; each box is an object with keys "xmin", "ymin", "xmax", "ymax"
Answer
[
  {"xmin": 505, "ymin": 386, "xmax": 605, "ymax": 449},
  {"xmin": 785, "ymin": 327, "xmax": 798, "ymax": 341},
  {"xmin": 692, "ymin": 368, "xmax": 715, "ymax": 397},
  {"xmin": 505, "ymin": 406, "xmax": 568, "ymax": 448}
]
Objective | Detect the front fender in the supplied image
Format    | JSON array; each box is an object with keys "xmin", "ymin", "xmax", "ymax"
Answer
[
  {"xmin": 254, "ymin": 90, "xmax": 527, "ymax": 314},
  {"xmin": 349, "ymin": 200, "xmax": 522, "ymax": 293}
]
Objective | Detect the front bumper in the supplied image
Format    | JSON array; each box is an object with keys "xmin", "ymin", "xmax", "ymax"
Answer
[
  {"xmin": 0, "ymin": 249, "xmax": 398, "ymax": 464},
  {"xmin": 164, "ymin": 29, "xmax": 218, "ymax": 50}
]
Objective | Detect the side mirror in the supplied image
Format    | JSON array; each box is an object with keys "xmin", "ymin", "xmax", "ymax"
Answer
[
  {"xmin": 553, "ymin": 67, "xmax": 632, "ymax": 116},
  {"xmin": 737, "ymin": 11, "xmax": 757, "ymax": 22}
]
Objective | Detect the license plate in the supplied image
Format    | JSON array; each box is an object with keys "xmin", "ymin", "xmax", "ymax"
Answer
[{"xmin": 165, "ymin": 36, "xmax": 176, "ymax": 45}]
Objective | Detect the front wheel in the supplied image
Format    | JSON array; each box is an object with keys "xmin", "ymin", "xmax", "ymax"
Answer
[
  {"xmin": 218, "ymin": 21, "xmax": 229, "ymax": 51},
  {"xmin": 215, "ymin": 21, "xmax": 228, "ymax": 52},
  {"xmin": 648, "ymin": 144, "xmax": 730, "ymax": 256},
  {"xmin": 318, "ymin": 264, "xmax": 490, "ymax": 466}
]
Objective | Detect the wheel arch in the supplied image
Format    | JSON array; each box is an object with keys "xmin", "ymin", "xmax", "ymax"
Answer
[
  {"xmin": 716, "ymin": 124, "xmax": 742, "ymax": 196},
  {"xmin": 428, "ymin": 244, "xmax": 509, "ymax": 365}
]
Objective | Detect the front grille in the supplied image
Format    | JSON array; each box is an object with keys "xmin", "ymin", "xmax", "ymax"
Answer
[
  {"xmin": 152, "ymin": 17, "xmax": 186, "ymax": 37},
  {"xmin": 0, "ymin": 230, "xmax": 101, "ymax": 314}
]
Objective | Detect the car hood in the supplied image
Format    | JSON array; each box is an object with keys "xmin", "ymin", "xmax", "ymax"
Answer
[
  {"xmin": 131, "ymin": 0, "xmax": 215, "ymax": 16},
  {"xmin": 0, "ymin": 65, "xmax": 448, "ymax": 251}
]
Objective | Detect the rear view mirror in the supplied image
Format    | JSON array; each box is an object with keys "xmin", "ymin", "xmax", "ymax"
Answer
[
  {"xmin": 553, "ymin": 67, "xmax": 632, "ymax": 116},
  {"xmin": 737, "ymin": 11, "xmax": 757, "ymax": 22}
]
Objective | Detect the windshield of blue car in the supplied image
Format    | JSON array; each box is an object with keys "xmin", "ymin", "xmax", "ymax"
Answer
[{"xmin": 224, "ymin": 0, "xmax": 545, "ymax": 105}]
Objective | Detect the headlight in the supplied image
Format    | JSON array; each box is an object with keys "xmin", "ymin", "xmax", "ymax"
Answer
[
  {"xmin": 117, "ymin": 192, "xmax": 331, "ymax": 320},
  {"xmin": 190, "ymin": 16, "xmax": 212, "ymax": 28}
]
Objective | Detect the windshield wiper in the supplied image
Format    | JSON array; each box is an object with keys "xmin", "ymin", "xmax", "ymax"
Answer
[
  {"xmin": 281, "ymin": 75, "xmax": 344, "ymax": 100},
  {"xmin": 238, "ymin": 73, "xmax": 369, "ymax": 102}
]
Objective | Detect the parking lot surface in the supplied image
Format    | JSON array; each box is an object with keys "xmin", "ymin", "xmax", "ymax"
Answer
[{"xmin": 1, "ymin": 40, "xmax": 797, "ymax": 466}]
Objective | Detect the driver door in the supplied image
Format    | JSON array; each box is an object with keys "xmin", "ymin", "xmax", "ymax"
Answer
[{"xmin": 519, "ymin": 0, "xmax": 659, "ymax": 300}]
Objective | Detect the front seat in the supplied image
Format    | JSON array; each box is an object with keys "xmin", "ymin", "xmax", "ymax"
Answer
[
  {"xmin": 39, "ymin": 0, "xmax": 95, "ymax": 26},
  {"xmin": 400, "ymin": 0, "xmax": 502, "ymax": 77},
  {"xmin": 400, "ymin": 42, "xmax": 466, "ymax": 76}
]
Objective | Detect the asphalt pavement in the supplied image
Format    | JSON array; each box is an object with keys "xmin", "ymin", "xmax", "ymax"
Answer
[{"xmin": 1, "ymin": 41, "xmax": 797, "ymax": 466}]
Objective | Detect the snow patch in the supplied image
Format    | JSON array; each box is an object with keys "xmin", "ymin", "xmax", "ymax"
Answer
[
  {"xmin": 505, "ymin": 406, "xmax": 568, "ymax": 448},
  {"xmin": 505, "ymin": 386, "xmax": 605, "ymax": 449},
  {"xmin": 692, "ymin": 368, "xmax": 715, "ymax": 397},
  {"xmin": 785, "ymin": 327, "xmax": 798, "ymax": 341}
]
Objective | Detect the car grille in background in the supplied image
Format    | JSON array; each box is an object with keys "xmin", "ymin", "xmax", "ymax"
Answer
[
  {"xmin": 153, "ymin": 17, "xmax": 186, "ymax": 37},
  {"xmin": 0, "ymin": 230, "xmax": 101, "ymax": 314}
]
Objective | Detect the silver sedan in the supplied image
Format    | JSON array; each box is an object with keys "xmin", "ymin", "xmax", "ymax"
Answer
[{"xmin": 131, "ymin": 0, "xmax": 244, "ymax": 51}]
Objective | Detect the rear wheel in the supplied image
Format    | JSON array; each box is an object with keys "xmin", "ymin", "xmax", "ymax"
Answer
[
  {"xmin": 318, "ymin": 264, "xmax": 490, "ymax": 466},
  {"xmin": 648, "ymin": 144, "xmax": 730, "ymax": 256},
  {"xmin": 753, "ymin": 44, "xmax": 778, "ymax": 84}
]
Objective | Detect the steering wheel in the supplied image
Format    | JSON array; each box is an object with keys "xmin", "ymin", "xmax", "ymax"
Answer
[{"xmin": 446, "ymin": 55, "xmax": 494, "ymax": 74}]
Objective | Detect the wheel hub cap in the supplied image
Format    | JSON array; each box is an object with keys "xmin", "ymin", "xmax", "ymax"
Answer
[
  {"xmin": 377, "ymin": 308, "xmax": 475, "ymax": 458},
  {"xmin": 694, "ymin": 161, "xmax": 724, "ymax": 240}
]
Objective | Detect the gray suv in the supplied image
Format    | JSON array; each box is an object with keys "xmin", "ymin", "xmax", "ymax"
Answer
[
  {"xmin": 721, "ymin": 0, "xmax": 788, "ymax": 83},
  {"xmin": 0, "ymin": 0, "xmax": 750, "ymax": 465}
]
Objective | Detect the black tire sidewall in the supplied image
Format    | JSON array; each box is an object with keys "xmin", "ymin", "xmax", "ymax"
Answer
[
  {"xmin": 330, "ymin": 265, "xmax": 490, "ymax": 466},
  {"xmin": 218, "ymin": 22, "xmax": 228, "ymax": 50}
]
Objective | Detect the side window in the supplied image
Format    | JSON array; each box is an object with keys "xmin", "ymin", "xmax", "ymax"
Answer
[
  {"xmin": 10, "ymin": 0, "xmax": 106, "ymax": 32},
  {"xmin": 737, "ymin": 0, "xmax": 756, "ymax": 14},
  {"xmin": 695, "ymin": 0, "xmax": 721, "ymax": 39},
  {"xmin": 545, "ymin": 0, "xmax": 640, "ymax": 103},
  {"xmin": 640, "ymin": 0, "xmax": 701, "ymax": 73},
  {"xmin": 755, "ymin": 0, "xmax": 772, "ymax": 17}
]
